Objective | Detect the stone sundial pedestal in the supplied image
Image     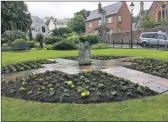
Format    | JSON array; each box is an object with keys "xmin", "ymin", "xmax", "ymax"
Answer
[{"xmin": 78, "ymin": 41, "xmax": 91, "ymax": 65}]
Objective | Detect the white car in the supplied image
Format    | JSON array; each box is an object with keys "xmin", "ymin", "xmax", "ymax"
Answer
[{"xmin": 140, "ymin": 32, "xmax": 168, "ymax": 47}]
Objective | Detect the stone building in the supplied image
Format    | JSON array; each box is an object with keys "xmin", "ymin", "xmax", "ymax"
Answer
[{"xmin": 135, "ymin": 1, "xmax": 168, "ymax": 29}]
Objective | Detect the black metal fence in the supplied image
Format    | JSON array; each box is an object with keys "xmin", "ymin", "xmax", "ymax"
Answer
[{"xmin": 101, "ymin": 34, "xmax": 168, "ymax": 50}]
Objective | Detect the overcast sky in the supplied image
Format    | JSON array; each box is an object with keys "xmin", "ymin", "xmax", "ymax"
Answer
[{"xmin": 25, "ymin": 2, "xmax": 153, "ymax": 19}]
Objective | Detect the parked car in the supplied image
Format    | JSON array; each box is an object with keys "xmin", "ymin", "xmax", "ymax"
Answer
[{"xmin": 140, "ymin": 32, "xmax": 168, "ymax": 47}]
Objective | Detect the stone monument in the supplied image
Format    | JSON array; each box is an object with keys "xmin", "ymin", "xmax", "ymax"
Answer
[{"xmin": 78, "ymin": 41, "xmax": 91, "ymax": 65}]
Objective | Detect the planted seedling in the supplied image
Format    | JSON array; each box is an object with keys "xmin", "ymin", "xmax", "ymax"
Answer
[
  {"xmin": 81, "ymin": 91, "xmax": 89, "ymax": 97},
  {"xmin": 49, "ymin": 88, "xmax": 55, "ymax": 96},
  {"xmin": 36, "ymin": 91, "xmax": 42, "ymax": 95},
  {"xmin": 19, "ymin": 87, "xmax": 26, "ymax": 92},
  {"xmin": 98, "ymin": 83, "xmax": 104, "ymax": 88}
]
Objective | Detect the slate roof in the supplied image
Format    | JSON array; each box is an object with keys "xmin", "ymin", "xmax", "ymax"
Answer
[
  {"xmin": 31, "ymin": 16, "xmax": 45, "ymax": 24},
  {"xmin": 86, "ymin": 2, "xmax": 123, "ymax": 22}
]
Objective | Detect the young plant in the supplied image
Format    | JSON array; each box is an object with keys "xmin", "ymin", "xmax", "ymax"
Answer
[
  {"xmin": 19, "ymin": 87, "xmax": 26, "ymax": 92},
  {"xmin": 81, "ymin": 91, "xmax": 90, "ymax": 97}
]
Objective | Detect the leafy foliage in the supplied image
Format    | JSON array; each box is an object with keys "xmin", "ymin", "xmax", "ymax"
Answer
[
  {"xmin": 91, "ymin": 43, "xmax": 108, "ymax": 50},
  {"xmin": 27, "ymin": 40, "xmax": 36, "ymax": 48},
  {"xmin": 79, "ymin": 34, "xmax": 98, "ymax": 45},
  {"xmin": 1, "ymin": 1, "xmax": 32, "ymax": 33},
  {"xmin": 11, "ymin": 39, "xmax": 28, "ymax": 48},
  {"xmin": 1, "ymin": 30, "xmax": 26, "ymax": 45},
  {"xmin": 140, "ymin": 15, "xmax": 156, "ymax": 29},
  {"xmin": 52, "ymin": 27, "xmax": 72, "ymax": 37},
  {"xmin": 74, "ymin": 9, "xmax": 91, "ymax": 20},
  {"xmin": 2, "ymin": 70, "xmax": 157, "ymax": 103},
  {"xmin": 44, "ymin": 36, "xmax": 62, "ymax": 44},
  {"xmin": 35, "ymin": 33, "xmax": 44, "ymax": 48},
  {"xmin": 51, "ymin": 40, "xmax": 77, "ymax": 50},
  {"xmin": 66, "ymin": 33, "xmax": 80, "ymax": 44},
  {"xmin": 1, "ymin": 59, "xmax": 56, "ymax": 74},
  {"xmin": 125, "ymin": 58, "xmax": 168, "ymax": 79},
  {"xmin": 67, "ymin": 15, "xmax": 85, "ymax": 34}
]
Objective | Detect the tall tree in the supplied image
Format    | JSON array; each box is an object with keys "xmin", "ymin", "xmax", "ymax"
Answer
[
  {"xmin": 68, "ymin": 15, "xmax": 85, "ymax": 34},
  {"xmin": 1, "ymin": 1, "xmax": 32, "ymax": 33},
  {"xmin": 75, "ymin": 9, "xmax": 91, "ymax": 20}
]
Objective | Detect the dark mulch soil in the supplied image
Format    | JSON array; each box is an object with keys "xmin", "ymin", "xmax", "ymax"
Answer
[
  {"xmin": 1, "ymin": 59, "xmax": 56, "ymax": 74},
  {"xmin": 124, "ymin": 58, "xmax": 168, "ymax": 79},
  {"xmin": 1, "ymin": 70, "xmax": 158, "ymax": 104},
  {"xmin": 62, "ymin": 56, "xmax": 127, "ymax": 61}
]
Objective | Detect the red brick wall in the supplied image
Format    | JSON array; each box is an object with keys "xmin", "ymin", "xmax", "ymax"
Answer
[
  {"xmin": 116, "ymin": 2, "xmax": 131, "ymax": 33},
  {"xmin": 85, "ymin": 2, "xmax": 131, "ymax": 33}
]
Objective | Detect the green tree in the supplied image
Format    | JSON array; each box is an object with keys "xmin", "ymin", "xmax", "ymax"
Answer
[
  {"xmin": 1, "ymin": 1, "xmax": 32, "ymax": 33},
  {"xmin": 68, "ymin": 15, "xmax": 85, "ymax": 34},
  {"xmin": 140, "ymin": 15, "xmax": 156, "ymax": 29},
  {"xmin": 75, "ymin": 9, "xmax": 91, "ymax": 20},
  {"xmin": 52, "ymin": 27, "xmax": 72, "ymax": 37}
]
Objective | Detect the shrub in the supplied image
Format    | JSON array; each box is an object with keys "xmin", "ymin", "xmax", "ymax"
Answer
[
  {"xmin": 45, "ymin": 44, "xmax": 53, "ymax": 50},
  {"xmin": 79, "ymin": 34, "xmax": 98, "ymax": 45},
  {"xmin": 91, "ymin": 43, "xmax": 108, "ymax": 50},
  {"xmin": 1, "ymin": 30, "xmax": 26, "ymax": 45},
  {"xmin": 52, "ymin": 27, "xmax": 72, "ymax": 37},
  {"xmin": 27, "ymin": 40, "xmax": 36, "ymax": 48},
  {"xmin": 52, "ymin": 40, "xmax": 77, "ymax": 50},
  {"xmin": 44, "ymin": 36, "xmax": 62, "ymax": 44},
  {"xmin": 11, "ymin": 39, "xmax": 28, "ymax": 48},
  {"xmin": 66, "ymin": 34, "xmax": 79, "ymax": 44}
]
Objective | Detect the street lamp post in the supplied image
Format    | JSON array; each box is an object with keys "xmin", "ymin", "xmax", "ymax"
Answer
[{"xmin": 130, "ymin": 2, "xmax": 135, "ymax": 49}]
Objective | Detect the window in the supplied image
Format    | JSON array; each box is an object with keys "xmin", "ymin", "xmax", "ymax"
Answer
[
  {"xmin": 98, "ymin": 20, "xmax": 101, "ymax": 25},
  {"xmin": 108, "ymin": 17, "xmax": 112, "ymax": 23},
  {"xmin": 42, "ymin": 26, "xmax": 46, "ymax": 33},
  {"xmin": 31, "ymin": 27, "xmax": 35, "ymax": 30},
  {"xmin": 118, "ymin": 16, "xmax": 122, "ymax": 22},
  {"xmin": 88, "ymin": 22, "xmax": 92, "ymax": 27},
  {"xmin": 141, "ymin": 33, "xmax": 155, "ymax": 38},
  {"xmin": 158, "ymin": 34, "xmax": 166, "ymax": 39}
]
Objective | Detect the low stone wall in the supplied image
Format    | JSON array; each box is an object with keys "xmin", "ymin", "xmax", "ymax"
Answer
[{"xmin": 104, "ymin": 27, "xmax": 165, "ymax": 44}]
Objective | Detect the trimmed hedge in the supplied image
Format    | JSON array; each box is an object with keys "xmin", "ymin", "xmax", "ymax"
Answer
[
  {"xmin": 91, "ymin": 43, "xmax": 108, "ymax": 50},
  {"xmin": 11, "ymin": 39, "xmax": 28, "ymax": 49},
  {"xmin": 27, "ymin": 41, "xmax": 36, "ymax": 48},
  {"xmin": 51, "ymin": 40, "xmax": 77, "ymax": 50},
  {"xmin": 44, "ymin": 36, "xmax": 62, "ymax": 44},
  {"xmin": 79, "ymin": 34, "xmax": 98, "ymax": 45}
]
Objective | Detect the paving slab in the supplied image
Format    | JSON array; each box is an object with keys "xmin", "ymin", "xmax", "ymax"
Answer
[
  {"xmin": 102, "ymin": 66, "xmax": 168, "ymax": 93},
  {"xmin": 2, "ymin": 58, "xmax": 168, "ymax": 94}
]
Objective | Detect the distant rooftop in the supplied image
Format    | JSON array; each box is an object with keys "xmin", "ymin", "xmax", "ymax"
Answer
[{"xmin": 86, "ymin": 2, "xmax": 123, "ymax": 22}]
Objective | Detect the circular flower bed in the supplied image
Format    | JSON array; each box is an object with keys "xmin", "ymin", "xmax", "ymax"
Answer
[
  {"xmin": 1, "ymin": 59, "xmax": 56, "ymax": 74},
  {"xmin": 62, "ymin": 56, "xmax": 127, "ymax": 60},
  {"xmin": 2, "ymin": 70, "xmax": 157, "ymax": 104},
  {"xmin": 125, "ymin": 58, "xmax": 168, "ymax": 79}
]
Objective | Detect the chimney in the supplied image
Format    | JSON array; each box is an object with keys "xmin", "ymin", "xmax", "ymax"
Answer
[
  {"xmin": 98, "ymin": 2, "xmax": 102, "ymax": 13},
  {"xmin": 140, "ymin": 1, "xmax": 144, "ymax": 16}
]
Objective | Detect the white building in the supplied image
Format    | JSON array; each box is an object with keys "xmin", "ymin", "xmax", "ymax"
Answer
[
  {"xmin": 48, "ymin": 18, "xmax": 70, "ymax": 31},
  {"xmin": 31, "ymin": 16, "xmax": 48, "ymax": 39}
]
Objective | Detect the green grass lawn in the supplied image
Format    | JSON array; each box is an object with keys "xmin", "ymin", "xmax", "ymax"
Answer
[{"xmin": 2, "ymin": 49, "xmax": 168, "ymax": 121}]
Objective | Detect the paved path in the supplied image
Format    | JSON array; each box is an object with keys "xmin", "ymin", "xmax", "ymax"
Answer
[
  {"xmin": 2, "ymin": 58, "xmax": 168, "ymax": 93},
  {"xmin": 102, "ymin": 67, "xmax": 168, "ymax": 93}
]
